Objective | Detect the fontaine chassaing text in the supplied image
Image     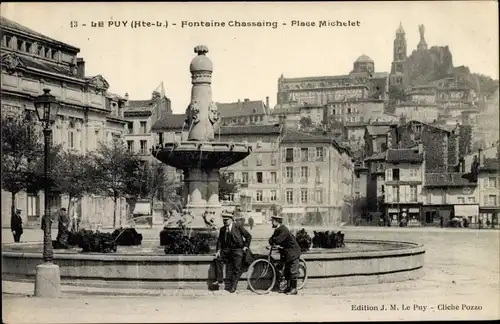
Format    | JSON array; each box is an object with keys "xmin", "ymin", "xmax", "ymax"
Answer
[
  {"xmin": 69, "ymin": 19, "xmax": 361, "ymax": 29},
  {"xmin": 351, "ymin": 303, "xmax": 483, "ymax": 312}
]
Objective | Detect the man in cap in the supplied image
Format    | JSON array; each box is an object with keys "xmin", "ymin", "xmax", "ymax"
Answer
[
  {"xmin": 11, "ymin": 208, "xmax": 23, "ymax": 243},
  {"xmin": 213, "ymin": 211, "xmax": 252, "ymax": 293},
  {"xmin": 269, "ymin": 214, "xmax": 302, "ymax": 295}
]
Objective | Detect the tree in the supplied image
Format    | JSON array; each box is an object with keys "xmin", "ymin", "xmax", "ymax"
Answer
[
  {"xmin": 92, "ymin": 139, "xmax": 144, "ymax": 228},
  {"xmin": 299, "ymin": 116, "xmax": 313, "ymax": 130},
  {"xmin": 219, "ymin": 172, "xmax": 238, "ymax": 200},
  {"xmin": 1, "ymin": 110, "xmax": 42, "ymax": 216},
  {"xmin": 50, "ymin": 150, "xmax": 98, "ymax": 215}
]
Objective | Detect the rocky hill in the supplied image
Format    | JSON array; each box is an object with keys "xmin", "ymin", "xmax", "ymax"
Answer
[{"xmin": 408, "ymin": 46, "xmax": 499, "ymax": 98}]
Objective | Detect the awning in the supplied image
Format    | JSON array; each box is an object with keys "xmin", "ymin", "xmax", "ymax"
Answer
[
  {"xmin": 281, "ymin": 207, "xmax": 305, "ymax": 214},
  {"xmin": 454, "ymin": 204, "xmax": 479, "ymax": 217},
  {"xmin": 133, "ymin": 202, "xmax": 151, "ymax": 215}
]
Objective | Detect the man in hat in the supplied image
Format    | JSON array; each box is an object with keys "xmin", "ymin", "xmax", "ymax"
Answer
[
  {"xmin": 11, "ymin": 208, "xmax": 23, "ymax": 243},
  {"xmin": 269, "ymin": 214, "xmax": 302, "ymax": 295},
  {"xmin": 213, "ymin": 211, "xmax": 252, "ymax": 293}
]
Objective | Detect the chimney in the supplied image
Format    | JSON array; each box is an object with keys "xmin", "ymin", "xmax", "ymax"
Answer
[
  {"xmin": 244, "ymin": 98, "xmax": 250, "ymax": 102},
  {"xmin": 76, "ymin": 58, "xmax": 85, "ymax": 78},
  {"xmin": 266, "ymin": 96, "xmax": 270, "ymax": 109}
]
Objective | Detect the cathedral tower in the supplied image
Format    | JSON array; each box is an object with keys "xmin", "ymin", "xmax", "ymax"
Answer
[{"xmin": 389, "ymin": 22, "xmax": 409, "ymax": 89}]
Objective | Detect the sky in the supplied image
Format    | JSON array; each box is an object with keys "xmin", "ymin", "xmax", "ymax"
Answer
[{"xmin": 2, "ymin": 2, "xmax": 498, "ymax": 114}]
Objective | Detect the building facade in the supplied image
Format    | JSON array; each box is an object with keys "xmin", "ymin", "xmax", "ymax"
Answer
[
  {"xmin": 218, "ymin": 98, "xmax": 270, "ymax": 126},
  {"xmin": 1, "ymin": 16, "xmax": 128, "ymax": 228}
]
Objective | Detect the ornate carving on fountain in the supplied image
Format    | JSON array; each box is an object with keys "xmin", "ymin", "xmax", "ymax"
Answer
[{"xmin": 208, "ymin": 101, "xmax": 220, "ymax": 130}]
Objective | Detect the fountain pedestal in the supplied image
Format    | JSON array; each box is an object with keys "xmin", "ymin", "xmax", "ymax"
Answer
[{"xmin": 152, "ymin": 45, "xmax": 252, "ymax": 228}]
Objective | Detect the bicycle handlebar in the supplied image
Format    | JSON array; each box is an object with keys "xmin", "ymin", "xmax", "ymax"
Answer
[{"xmin": 266, "ymin": 245, "xmax": 283, "ymax": 251}]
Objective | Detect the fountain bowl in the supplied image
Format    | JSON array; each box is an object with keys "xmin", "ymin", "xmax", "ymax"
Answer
[
  {"xmin": 2, "ymin": 239, "xmax": 425, "ymax": 292},
  {"xmin": 152, "ymin": 141, "xmax": 252, "ymax": 169}
]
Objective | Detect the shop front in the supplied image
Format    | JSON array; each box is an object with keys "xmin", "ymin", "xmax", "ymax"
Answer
[
  {"xmin": 478, "ymin": 206, "xmax": 500, "ymax": 228},
  {"xmin": 385, "ymin": 204, "xmax": 423, "ymax": 227}
]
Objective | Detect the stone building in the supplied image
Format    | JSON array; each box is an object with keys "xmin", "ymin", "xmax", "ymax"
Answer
[
  {"xmin": 1, "ymin": 16, "xmax": 128, "ymax": 228},
  {"xmin": 389, "ymin": 22, "xmax": 411, "ymax": 90},
  {"xmin": 152, "ymin": 117, "xmax": 354, "ymax": 225},
  {"xmin": 124, "ymin": 91, "xmax": 172, "ymax": 161},
  {"xmin": 218, "ymin": 98, "xmax": 270, "ymax": 126}
]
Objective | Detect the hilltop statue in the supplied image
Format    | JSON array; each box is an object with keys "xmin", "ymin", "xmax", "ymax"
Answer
[{"xmin": 417, "ymin": 24, "xmax": 428, "ymax": 51}]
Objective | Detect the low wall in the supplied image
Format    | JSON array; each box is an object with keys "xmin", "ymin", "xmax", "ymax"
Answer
[{"xmin": 2, "ymin": 240, "xmax": 425, "ymax": 291}]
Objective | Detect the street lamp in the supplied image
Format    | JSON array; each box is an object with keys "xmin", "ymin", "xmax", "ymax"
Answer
[{"xmin": 33, "ymin": 88, "xmax": 61, "ymax": 297}]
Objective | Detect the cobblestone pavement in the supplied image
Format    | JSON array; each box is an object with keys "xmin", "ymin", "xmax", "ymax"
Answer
[{"xmin": 2, "ymin": 226, "xmax": 499, "ymax": 322}]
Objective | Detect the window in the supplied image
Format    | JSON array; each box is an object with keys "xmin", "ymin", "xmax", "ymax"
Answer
[
  {"xmin": 392, "ymin": 169, "xmax": 400, "ymax": 181},
  {"xmin": 256, "ymin": 190, "xmax": 263, "ymax": 202},
  {"xmin": 140, "ymin": 121, "xmax": 147, "ymax": 134},
  {"xmin": 409, "ymin": 185, "xmax": 418, "ymax": 202},
  {"xmin": 301, "ymin": 189, "xmax": 308, "ymax": 203},
  {"xmin": 285, "ymin": 148, "xmax": 294, "ymax": 162},
  {"xmin": 127, "ymin": 122, "xmax": 134, "ymax": 134},
  {"xmin": 301, "ymin": 166, "xmax": 308, "ymax": 182},
  {"xmin": 51, "ymin": 50, "xmax": 58, "ymax": 60},
  {"xmin": 315, "ymin": 189, "xmax": 323, "ymax": 204},
  {"xmin": 68, "ymin": 131, "xmax": 75, "ymax": 149},
  {"xmin": 286, "ymin": 167, "xmax": 293, "ymax": 182},
  {"xmin": 355, "ymin": 180, "xmax": 360, "ymax": 189},
  {"xmin": 256, "ymin": 154, "xmax": 263, "ymax": 166},
  {"xmin": 300, "ymin": 148, "xmax": 308, "ymax": 162},
  {"xmin": 409, "ymin": 169, "xmax": 417, "ymax": 178},
  {"xmin": 355, "ymin": 192, "xmax": 360, "ymax": 199},
  {"xmin": 270, "ymin": 172, "xmax": 277, "ymax": 184},
  {"xmin": 271, "ymin": 154, "xmax": 277, "ymax": 166},
  {"xmin": 286, "ymin": 189, "xmax": 293, "ymax": 204},
  {"xmin": 27, "ymin": 194, "xmax": 39, "ymax": 220},
  {"xmin": 226, "ymin": 172, "xmax": 235, "ymax": 183},
  {"xmin": 316, "ymin": 147, "xmax": 324, "ymax": 161},
  {"xmin": 392, "ymin": 186, "xmax": 400, "ymax": 202},
  {"xmin": 242, "ymin": 158, "xmax": 248, "ymax": 166},
  {"xmin": 487, "ymin": 195, "xmax": 497, "ymax": 206},
  {"xmin": 270, "ymin": 190, "xmax": 277, "ymax": 201},
  {"xmin": 457, "ymin": 197, "xmax": 465, "ymax": 204},
  {"xmin": 467, "ymin": 197, "xmax": 475, "ymax": 204},
  {"xmin": 140, "ymin": 140, "xmax": 147, "ymax": 154},
  {"xmin": 242, "ymin": 172, "xmax": 249, "ymax": 184},
  {"xmin": 256, "ymin": 172, "xmax": 263, "ymax": 183},
  {"xmin": 488, "ymin": 177, "xmax": 498, "ymax": 188}
]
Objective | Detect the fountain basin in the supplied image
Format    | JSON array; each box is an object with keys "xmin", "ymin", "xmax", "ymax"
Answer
[
  {"xmin": 2, "ymin": 239, "xmax": 425, "ymax": 291},
  {"xmin": 152, "ymin": 141, "xmax": 251, "ymax": 169}
]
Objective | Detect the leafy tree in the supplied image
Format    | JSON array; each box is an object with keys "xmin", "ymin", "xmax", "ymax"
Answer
[
  {"xmin": 1, "ymin": 110, "xmax": 42, "ymax": 216},
  {"xmin": 219, "ymin": 172, "xmax": 238, "ymax": 200},
  {"xmin": 299, "ymin": 116, "xmax": 313, "ymax": 130},
  {"xmin": 91, "ymin": 139, "xmax": 144, "ymax": 228},
  {"xmin": 49, "ymin": 150, "xmax": 98, "ymax": 215}
]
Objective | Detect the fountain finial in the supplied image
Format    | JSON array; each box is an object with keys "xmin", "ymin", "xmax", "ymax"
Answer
[{"xmin": 194, "ymin": 45, "xmax": 209, "ymax": 55}]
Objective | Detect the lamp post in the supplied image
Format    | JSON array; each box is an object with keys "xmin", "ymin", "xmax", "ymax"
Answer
[{"xmin": 33, "ymin": 88, "xmax": 61, "ymax": 297}]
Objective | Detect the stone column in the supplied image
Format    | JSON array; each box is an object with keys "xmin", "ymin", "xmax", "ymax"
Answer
[
  {"xmin": 207, "ymin": 169, "xmax": 222, "ymax": 227},
  {"xmin": 184, "ymin": 168, "xmax": 209, "ymax": 228}
]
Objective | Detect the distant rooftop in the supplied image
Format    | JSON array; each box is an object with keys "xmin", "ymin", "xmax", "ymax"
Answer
[
  {"xmin": 386, "ymin": 148, "xmax": 423, "ymax": 163},
  {"xmin": 217, "ymin": 99, "xmax": 267, "ymax": 118},
  {"xmin": 425, "ymin": 173, "xmax": 476, "ymax": 188}
]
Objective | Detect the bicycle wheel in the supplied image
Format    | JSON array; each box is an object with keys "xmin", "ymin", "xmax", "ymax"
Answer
[
  {"xmin": 297, "ymin": 258, "xmax": 308, "ymax": 290},
  {"xmin": 247, "ymin": 259, "xmax": 276, "ymax": 295}
]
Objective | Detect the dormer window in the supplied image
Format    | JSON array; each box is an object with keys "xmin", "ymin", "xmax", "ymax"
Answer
[
  {"xmin": 25, "ymin": 42, "xmax": 32, "ymax": 53},
  {"xmin": 2, "ymin": 35, "xmax": 11, "ymax": 47},
  {"xmin": 17, "ymin": 39, "xmax": 24, "ymax": 51},
  {"xmin": 51, "ymin": 50, "xmax": 58, "ymax": 60}
]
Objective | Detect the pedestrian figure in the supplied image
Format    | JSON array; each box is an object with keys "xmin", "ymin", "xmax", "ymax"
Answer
[
  {"xmin": 268, "ymin": 214, "xmax": 302, "ymax": 295},
  {"xmin": 248, "ymin": 216, "xmax": 254, "ymax": 230},
  {"xmin": 57, "ymin": 208, "xmax": 71, "ymax": 247},
  {"xmin": 213, "ymin": 211, "xmax": 252, "ymax": 293},
  {"xmin": 11, "ymin": 208, "xmax": 23, "ymax": 243}
]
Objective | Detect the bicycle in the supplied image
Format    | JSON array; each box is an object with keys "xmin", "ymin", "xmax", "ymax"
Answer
[{"xmin": 247, "ymin": 245, "xmax": 308, "ymax": 295}]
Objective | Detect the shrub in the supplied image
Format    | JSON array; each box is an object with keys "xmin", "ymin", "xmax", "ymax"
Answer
[
  {"xmin": 78, "ymin": 230, "xmax": 117, "ymax": 253},
  {"xmin": 294, "ymin": 228, "xmax": 312, "ymax": 252},
  {"xmin": 312, "ymin": 230, "xmax": 345, "ymax": 249},
  {"xmin": 111, "ymin": 228, "xmax": 143, "ymax": 246},
  {"xmin": 163, "ymin": 230, "xmax": 215, "ymax": 255}
]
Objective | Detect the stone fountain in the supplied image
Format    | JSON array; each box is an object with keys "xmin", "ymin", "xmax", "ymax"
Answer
[{"xmin": 151, "ymin": 45, "xmax": 252, "ymax": 229}]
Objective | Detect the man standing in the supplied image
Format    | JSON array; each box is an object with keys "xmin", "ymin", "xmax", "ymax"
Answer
[
  {"xmin": 11, "ymin": 208, "xmax": 23, "ymax": 243},
  {"xmin": 57, "ymin": 208, "xmax": 70, "ymax": 246},
  {"xmin": 268, "ymin": 215, "xmax": 302, "ymax": 295},
  {"xmin": 213, "ymin": 211, "xmax": 252, "ymax": 293}
]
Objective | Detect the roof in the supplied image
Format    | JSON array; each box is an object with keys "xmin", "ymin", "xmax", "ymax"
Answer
[
  {"xmin": 404, "ymin": 120, "xmax": 453, "ymax": 134},
  {"xmin": 219, "ymin": 124, "xmax": 281, "ymax": 136},
  {"xmin": 281, "ymin": 75, "xmax": 350, "ymax": 82},
  {"xmin": 2, "ymin": 52, "xmax": 75, "ymax": 77},
  {"xmin": 270, "ymin": 106, "xmax": 301, "ymax": 115},
  {"xmin": 124, "ymin": 100, "xmax": 155, "ymax": 115},
  {"xmin": 479, "ymin": 158, "xmax": 499, "ymax": 172},
  {"xmin": 281, "ymin": 129, "xmax": 333, "ymax": 144},
  {"xmin": 364, "ymin": 151, "xmax": 386, "ymax": 161},
  {"xmin": 386, "ymin": 149, "xmax": 423, "ymax": 163},
  {"xmin": 217, "ymin": 100, "xmax": 267, "ymax": 118},
  {"xmin": 1, "ymin": 16, "xmax": 79, "ymax": 52},
  {"xmin": 355, "ymin": 54, "xmax": 373, "ymax": 63},
  {"xmin": 425, "ymin": 173, "xmax": 477, "ymax": 188},
  {"xmin": 371, "ymin": 72, "xmax": 389, "ymax": 79},
  {"xmin": 366, "ymin": 125, "xmax": 391, "ymax": 136},
  {"xmin": 151, "ymin": 114, "xmax": 185, "ymax": 131}
]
